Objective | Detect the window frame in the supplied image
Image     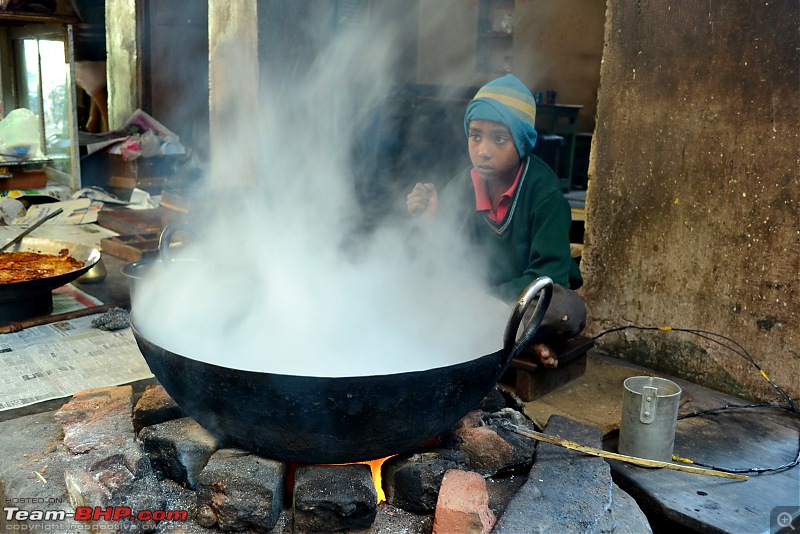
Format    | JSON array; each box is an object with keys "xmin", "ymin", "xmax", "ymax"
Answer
[{"xmin": 0, "ymin": 21, "xmax": 81, "ymax": 191}]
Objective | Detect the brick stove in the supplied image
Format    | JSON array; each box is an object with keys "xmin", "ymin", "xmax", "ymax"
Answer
[{"xmin": 0, "ymin": 384, "xmax": 651, "ymax": 533}]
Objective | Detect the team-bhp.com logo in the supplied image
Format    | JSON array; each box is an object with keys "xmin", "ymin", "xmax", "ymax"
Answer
[{"xmin": 4, "ymin": 506, "xmax": 188, "ymax": 523}]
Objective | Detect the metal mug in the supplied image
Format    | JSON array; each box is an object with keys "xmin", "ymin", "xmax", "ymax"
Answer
[{"xmin": 618, "ymin": 375, "xmax": 682, "ymax": 462}]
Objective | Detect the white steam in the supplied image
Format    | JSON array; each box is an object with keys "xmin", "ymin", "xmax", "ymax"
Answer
[{"xmin": 133, "ymin": 15, "xmax": 511, "ymax": 377}]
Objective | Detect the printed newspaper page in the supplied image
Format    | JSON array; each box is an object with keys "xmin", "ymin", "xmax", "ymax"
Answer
[{"xmin": 0, "ymin": 316, "xmax": 153, "ymax": 411}]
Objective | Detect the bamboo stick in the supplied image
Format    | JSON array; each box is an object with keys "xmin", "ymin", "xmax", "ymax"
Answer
[
  {"xmin": 0, "ymin": 301, "xmax": 129, "ymax": 334},
  {"xmin": 508, "ymin": 425, "xmax": 749, "ymax": 481}
]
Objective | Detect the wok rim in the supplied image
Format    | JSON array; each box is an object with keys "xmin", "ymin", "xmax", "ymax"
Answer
[{"xmin": 130, "ymin": 318, "xmax": 504, "ymax": 380}]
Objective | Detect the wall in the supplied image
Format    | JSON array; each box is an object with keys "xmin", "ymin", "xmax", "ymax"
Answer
[
  {"xmin": 416, "ymin": 0, "xmax": 605, "ymax": 132},
  {"xmin": 416, "ymin": 0, "xmax": 479, "ymax": 87},
  {"xmin": 581, "ymin": 0, "xmax": 799, "ymax": 400},
  {"xmin": 146, "ymin": 0, "xmax": 209, "ymax": 161},
  {"xmin": 513, "ymin": 0, "xmax": 605, "ymax": 132},
  {"xmin": 105, "ymin": 0, "xmax": 139, "ymax": 130}
]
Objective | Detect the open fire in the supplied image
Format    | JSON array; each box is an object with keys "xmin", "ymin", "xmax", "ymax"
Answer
[{"xmin": 353, "ymin": 456, "xmax": 393, "ymax": 503}]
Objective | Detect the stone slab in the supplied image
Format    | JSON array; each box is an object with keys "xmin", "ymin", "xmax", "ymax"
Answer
[{"xmin": 493, "ymin": 415, "xmax": 614, "ymax": 533}]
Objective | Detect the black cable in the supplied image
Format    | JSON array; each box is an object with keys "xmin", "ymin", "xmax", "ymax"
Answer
[{"xmin": 591, "ymin": 324, "xmax": 800, "ymax": 474}]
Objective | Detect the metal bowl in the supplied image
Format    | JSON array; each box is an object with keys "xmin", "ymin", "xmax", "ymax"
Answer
[{"xmin": 0, "ymin": 237, "xmax": 101, "ymax": 304}]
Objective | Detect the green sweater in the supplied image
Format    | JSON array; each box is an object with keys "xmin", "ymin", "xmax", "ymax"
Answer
[{"xmin": 440, "ymin": 154, "xmax": 583, "ymax": 303}]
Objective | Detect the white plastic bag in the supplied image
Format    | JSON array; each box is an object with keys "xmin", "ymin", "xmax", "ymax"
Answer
[
  {"xmin": 0, "ymin": 197, "xmax": 27, "ymax": 224},
  {"xmin": 0, "ymin": 108, "xmax": 44, "ymax": 159}
]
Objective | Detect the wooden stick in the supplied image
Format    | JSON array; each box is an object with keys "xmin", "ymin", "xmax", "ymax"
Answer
[
  {"xmin": 0, "ymin": 300, "xmax": 129, "ymax": 334},
  {"xmin": 509, "ymin": 426, "xmax": 749, "ymax": 481}
]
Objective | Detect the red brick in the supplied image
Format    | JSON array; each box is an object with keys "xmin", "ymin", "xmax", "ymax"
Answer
[{"xmin": 433, "ymin": 469, "xmax": 496, "ymax": 534}]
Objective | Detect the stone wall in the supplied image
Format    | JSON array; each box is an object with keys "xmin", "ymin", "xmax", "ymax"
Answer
[{"xmin": 581, "ymin": 1, "xmax": 799, "ymax": 400}]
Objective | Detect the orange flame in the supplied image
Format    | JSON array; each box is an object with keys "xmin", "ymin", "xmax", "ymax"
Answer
[{"xmin": 353, "ymin": 456, "xmax": 394, "ymax": 503}]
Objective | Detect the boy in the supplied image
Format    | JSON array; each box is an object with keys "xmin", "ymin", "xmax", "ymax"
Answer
[{"xmin": 407, "ymin": 74, "xmax": 585, "ymax": 368}]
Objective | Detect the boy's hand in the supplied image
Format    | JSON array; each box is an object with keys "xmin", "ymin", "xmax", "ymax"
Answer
[
  {"xmin": 532, "ymin": 343, "xmax": 559, "ymax": 368},
  {"xmin": 407, "ymin": 183, "xmax": 439, "ymax": 221}
]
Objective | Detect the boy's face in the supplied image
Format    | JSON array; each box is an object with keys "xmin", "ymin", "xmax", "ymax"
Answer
[{"xmin": 467, "ymin": 120, "xmax": 521, "ymax": 186}]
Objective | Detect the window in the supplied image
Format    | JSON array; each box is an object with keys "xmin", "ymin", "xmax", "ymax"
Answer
[{"xmin": 0, "ymin": 21, "xmax": 79, "ymax": 188}]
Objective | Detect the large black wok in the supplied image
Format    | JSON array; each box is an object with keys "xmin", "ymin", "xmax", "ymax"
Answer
[
  {"xmin": 131, "ymin": 276, "xmax": 552, "ymax": 464},
  {"xmin": 0, "ymin": 237, "xmax": 101, "ymax": 303}
]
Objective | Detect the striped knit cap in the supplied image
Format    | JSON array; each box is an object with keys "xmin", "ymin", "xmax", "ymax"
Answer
[{"xmin": 464, "ymin": 74, "xmax": 538, "ymax": 157}]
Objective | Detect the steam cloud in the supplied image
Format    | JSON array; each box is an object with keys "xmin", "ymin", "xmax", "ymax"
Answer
[{"xmin": 133, "ymin": 9, "xmax": 512, "ymax": 377}]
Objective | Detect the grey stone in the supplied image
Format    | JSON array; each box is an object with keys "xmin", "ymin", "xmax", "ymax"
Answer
[
  {"xmin": 371, "ymin": 504, "xmax": 434, "ymax": 533},
  {"xmin": 0, "ymin": 412, "xmax": 87, "ymax": 532},
  {"xmin": 195, "ymin": 448, "xmax": 285, "ymax": 532},
  {"xmin": 65, "ymin": 449, "xmax": 166, "ymax": 533},
  {"xmin": 293, "ymin": 464, "xmax": 377, "ymax": 532},
  {"xmin": 383, "ymin": 449, "xmax": 469, "ymax": 513},
  {"xmin": 607, "ymin": 484, "xmax": 653, "ymax": 534},
  {"xmin": 485, "ymin": 474, "xmax": 527, "ymax": 520},
  {"xmin": 0, "ymin": 410, "xmax": 167, "ymax": 534},
  {"xmin": 139, "ymin": 418, "xmax": 219, "ymax": 490},
  {"xmin": 493, "ymin": 415, "xmax": 616, "ymax": 533}
]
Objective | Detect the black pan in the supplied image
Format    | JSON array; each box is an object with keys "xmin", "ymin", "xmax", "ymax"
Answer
[
  {"xmin": 0, "ymin": 237, "xmax": 101, "ymax": 304},
  {"xmin": 131, "ymin": 276, "xmax": 552, "ymax": 464}
]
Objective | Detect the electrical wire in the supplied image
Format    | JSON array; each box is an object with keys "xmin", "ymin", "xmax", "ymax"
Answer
[{"xmin": 591, "ymin": 324, "xmax": 800, "ymax": 474}]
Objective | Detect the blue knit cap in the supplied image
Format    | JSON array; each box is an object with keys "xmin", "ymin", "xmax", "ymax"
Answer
[{"xmin": 464, "ymin": 74, "xmax": 538, "ymax": 157}]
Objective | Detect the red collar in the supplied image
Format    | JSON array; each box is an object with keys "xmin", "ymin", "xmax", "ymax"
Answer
[{"xmin": 470, "ymin": 163, "xmax": 523, "ymax": 222}]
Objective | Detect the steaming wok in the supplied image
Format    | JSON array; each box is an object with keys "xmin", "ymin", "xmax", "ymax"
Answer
[
  {"xmin": 131, "ymin": 276, "xmax": 552, "ymax": 464},
  {"xmin": 0, "ymin": 237, "xmax": 101, "ymax": 304}
]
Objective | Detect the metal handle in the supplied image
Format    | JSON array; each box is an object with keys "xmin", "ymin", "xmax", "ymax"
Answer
[
  {"xmin": 158, "ymin": 221, "xmax": 189, "ymax": 264},
  {"xmin": 0, "ymin": 207, "xmax": 63, "ymax": 253},
  {"xmin": 502, "ymin": 276, "xmax": 554, "ymax": 367},
  {"xmin": 639, "ymin": 385, "xmax": 658, "ymax": 424}
]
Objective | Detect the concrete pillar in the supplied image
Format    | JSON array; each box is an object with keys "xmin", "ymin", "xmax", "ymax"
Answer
[
  {"xmin": 105, "ymin": 0, "xmax": 140, "ymax": 130},
  {"xmin": 207, "ymin": 0, "xmax": 259, "ymax": 187}
]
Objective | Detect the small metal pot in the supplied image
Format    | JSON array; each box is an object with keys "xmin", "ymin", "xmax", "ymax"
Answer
[{"xmin": 121, "ymin": 258, "xmax": 158, "ymax": 310}]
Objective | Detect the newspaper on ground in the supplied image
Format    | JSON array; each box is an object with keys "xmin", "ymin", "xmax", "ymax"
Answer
[{"xmin": 0, "ymin": 316, "xmax": 153, "ymax": 411}]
